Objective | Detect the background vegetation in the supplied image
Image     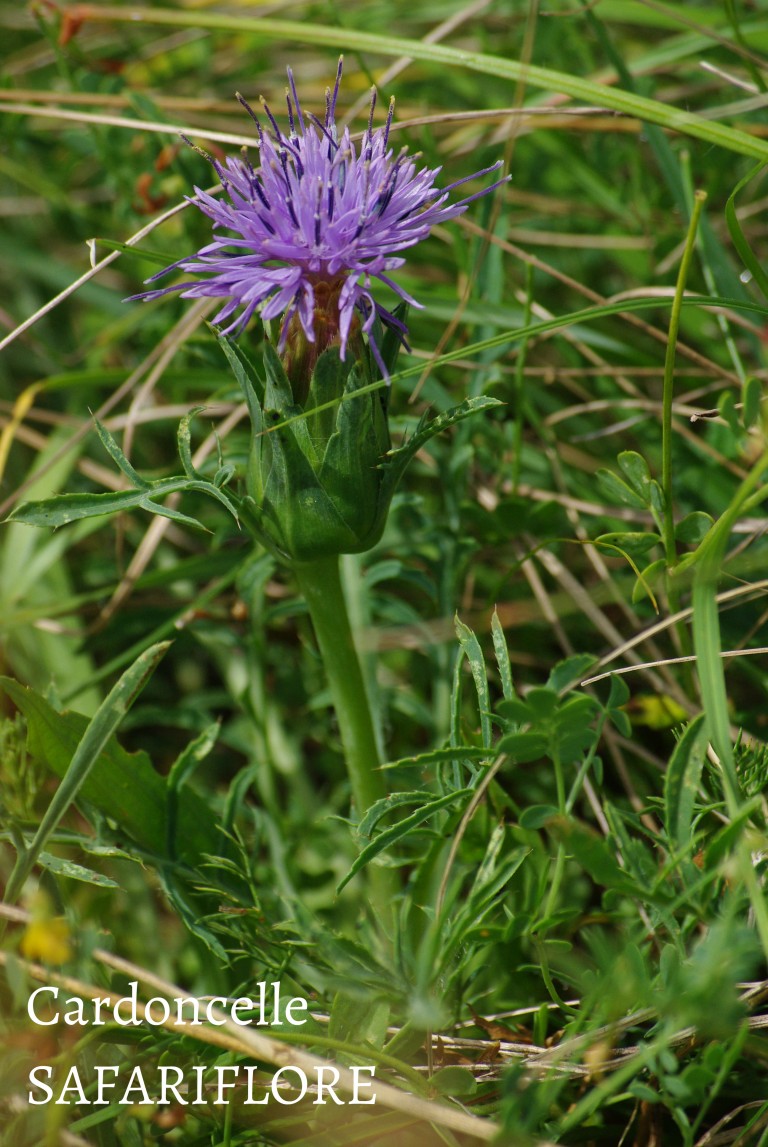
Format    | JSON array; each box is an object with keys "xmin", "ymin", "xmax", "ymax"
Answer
[{"xmin": 3, "ymin": 1, "xmax": 768, "ymax": 1144}]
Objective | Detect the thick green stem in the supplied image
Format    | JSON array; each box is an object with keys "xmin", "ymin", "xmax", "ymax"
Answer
[
  {"xmin": 294, "ymin": 555, "xmax": 385, "ymax": 815},
  {"xmin": 293, "ymin": 555, "xmax": 397, "ymax": 921}
]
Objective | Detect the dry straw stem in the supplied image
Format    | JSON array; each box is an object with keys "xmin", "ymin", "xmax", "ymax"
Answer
[
  {"xmin": 0, "ymin": 91, "xmax": 637, "ymax": 142},
  {"xmin": 583, "ymin": 576, "xmax": 768, "ymax": 684},
  {"xmin": 0, "ymin": 101, "xmax": 259, "ymax": 148},
  {"xmin": 582, "ymin": 646, "xmax": 768, "ymax": 687}
]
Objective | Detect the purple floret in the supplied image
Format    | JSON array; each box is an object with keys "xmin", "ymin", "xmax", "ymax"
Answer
[{"xmin": 132, "ymin": 59, "xmax": 507, "ymax": 374}]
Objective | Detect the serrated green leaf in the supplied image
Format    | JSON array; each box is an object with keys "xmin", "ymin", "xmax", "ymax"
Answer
[
  {"xmin": 357, "ymin": 791, "xmax": 436, "ymax": 839},
  {"xmin": 455, "ymin": 615, "xmax": 492, "ymax": 748},
  {"xmin": 338, "ymin": 789, "xmax": 471, "ymax": 893},
  {"xmin": 183, "ymin": 478, "xmax": 241, "ymax": 524},
  {"xmin": 8, "ymin": 489, "xmax": 162, "ymax": 528},
  {"xmin": 93, "ymin": 420, "xmax": 150, "ymax": 489},
  {"xmin": 491, "ymin": 609, "xmax": 515, "ymax": 701},
  {"xmin": 380, "ymin": 396, "xmax": 503, "ymax": 501},
  {"xmin": 177, "ymin": 407, "xmax": 208, "ymax": 480},
  {"xmin": 36, "ymin": 851, "xmax": 119, "ymax": 888},
  {"xmin": 7, "ymin": 471, "xmax": 241, "ymax": 532},
  {"xmin": 156, "ymin": 868, "xmax": 229, "ymax": 962},
  {"xmin": 380, "ymin": 746, "xmax": 490, "ymax": 770}
]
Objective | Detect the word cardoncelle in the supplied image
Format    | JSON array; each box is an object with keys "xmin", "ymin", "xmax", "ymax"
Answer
[{"xmin": 27, "ymin": 980, "xmax": 307, "ymax": 1028}]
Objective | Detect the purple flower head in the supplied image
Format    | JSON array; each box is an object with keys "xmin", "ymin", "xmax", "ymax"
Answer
[{"xmin": 133, "ymin": 59, "xmax": 507, "ymax": 378}]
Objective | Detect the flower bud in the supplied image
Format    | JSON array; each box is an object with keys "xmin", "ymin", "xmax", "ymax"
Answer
[{"xmin": 218, "ymin": 313, "xmax": 501, "ymax": 564}]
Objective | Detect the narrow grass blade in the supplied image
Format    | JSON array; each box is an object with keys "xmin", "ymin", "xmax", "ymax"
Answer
[{"xmin": 725, "ymin": 162, "xmax": 768, "ymax": 302}]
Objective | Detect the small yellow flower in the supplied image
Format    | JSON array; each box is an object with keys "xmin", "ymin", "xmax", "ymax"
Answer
[
  {"xmin": 20, "ymin": 894, "xmax": 73, "ymax": 965},
  {"xmin": 626, "ymin": 693, "xmax": 687, "ymax": 730}
]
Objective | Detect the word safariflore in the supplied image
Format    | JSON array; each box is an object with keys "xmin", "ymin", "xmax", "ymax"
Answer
[{"xmin": 29, "ymin": 1063, "xmax": 377, "ymax": 1107}]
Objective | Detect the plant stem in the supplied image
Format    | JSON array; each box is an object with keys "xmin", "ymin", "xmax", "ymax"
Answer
[
  {"xmin": 661, "ymin": 189, "xmax": 707, "ymax": 573},
  {"xmin": 542, "ymin": 748, "xmax": 566, "ymax": 926},
  {"xmin": 293, "ymin": 554, "xmax": 397, "ymax": 923}
]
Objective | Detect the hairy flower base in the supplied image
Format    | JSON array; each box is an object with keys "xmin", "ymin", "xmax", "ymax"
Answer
[
  {"xmin": 131, "ymin": 59, "xmax": 507, "ymax": 377},
  {"xmin": 217, "ymin": 333, "xmax": 502, "ymax": 563},
  {"xmin": 281, "ymin": 275, "xmax": 361, "ymax": 403}
]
